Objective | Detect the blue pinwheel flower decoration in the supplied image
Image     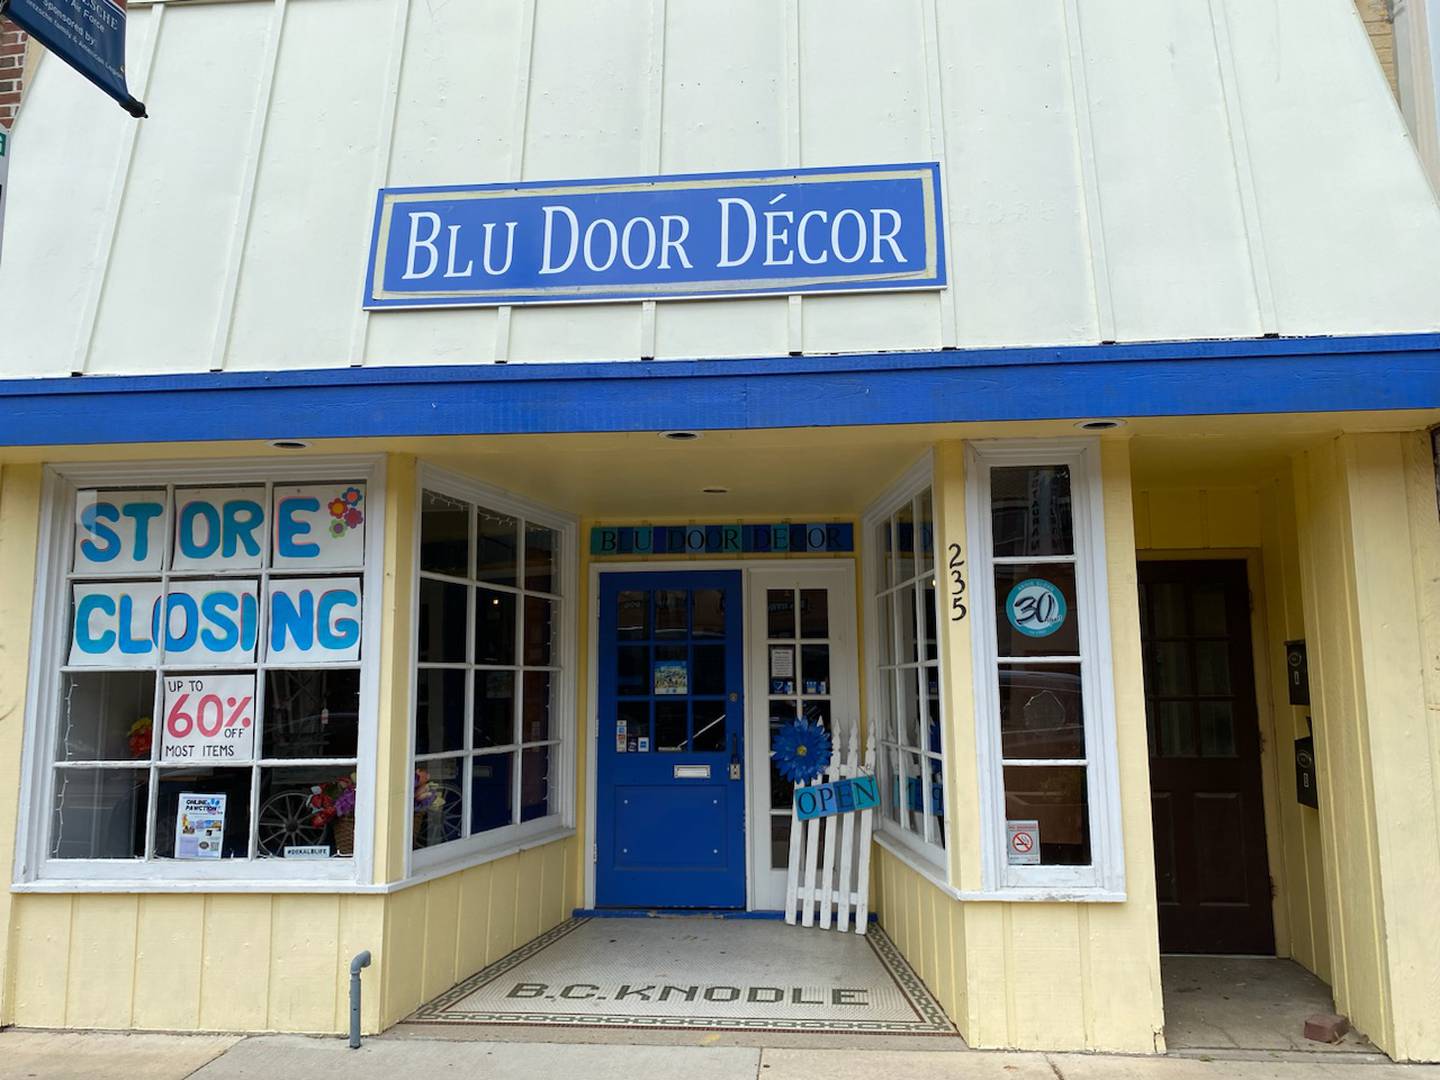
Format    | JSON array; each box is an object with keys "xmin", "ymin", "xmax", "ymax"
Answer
[{"xmin": 771, "ymin": 719, "xmax": 832, "ymax": 784}]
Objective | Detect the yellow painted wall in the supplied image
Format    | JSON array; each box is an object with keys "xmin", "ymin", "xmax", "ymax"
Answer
[
  {"xmin": 1133, "ymin": 480, "xmax": 1333, "ymax": 983},
  {"xmin": 0, "ymin": 464, "xmax": 42, "ymax": 1027},
  {"xmin": 1292, "ymin": 432, "xmax": 1440, "ymax": 1062},
  {"xmin": 379, "ymin": 839, "xmax": 577, "ymax": 1028},
  {"xmin": 871, "ymin": 439, "xmax": 1165, "ymax": 1054}
]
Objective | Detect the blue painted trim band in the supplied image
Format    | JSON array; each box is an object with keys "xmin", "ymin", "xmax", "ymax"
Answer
[{"xmin": 2, "ymin": 333, "xmax": 1438, "ymax": 446}]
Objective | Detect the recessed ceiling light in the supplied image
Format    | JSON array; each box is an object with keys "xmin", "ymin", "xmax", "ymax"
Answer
[
  {"xmin": 702, "ymin": 487, "xmax": 729, "ymax": 495},
  {"xmin": 1075, "ymin": 419, "xmax": 1125, "ymax": 431},
  {"xmin": 660, "ymin": 430, "xmax": 701, "ymax": 441},
  {"xmin": 270, "ymin": 439, "xmax": 310, "ymax": 450}
]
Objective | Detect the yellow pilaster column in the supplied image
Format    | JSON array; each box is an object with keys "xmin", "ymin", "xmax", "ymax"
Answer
[
  {"xmin": 0, "ymin": 464, "xmax": 43, "ymax": 1027},
  {"xmin": 1293, "ymin": 431, "xmax": 1440, "ymax": 1063}
]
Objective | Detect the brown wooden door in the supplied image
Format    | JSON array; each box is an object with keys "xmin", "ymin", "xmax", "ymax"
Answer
[{"xmin": 1140, "ymin": 560, "xmax": 1275, "ymax": 955}]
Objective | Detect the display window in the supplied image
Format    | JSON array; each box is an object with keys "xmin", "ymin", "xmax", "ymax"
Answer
[{"xmin": 17, "ymin": 459, "xmax": 384, "ymax": 886}]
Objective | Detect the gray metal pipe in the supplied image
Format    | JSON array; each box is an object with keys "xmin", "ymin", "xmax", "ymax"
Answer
[{"xmin": 349, "ymin": 950, "xmax": 372, "ymax": 1049}]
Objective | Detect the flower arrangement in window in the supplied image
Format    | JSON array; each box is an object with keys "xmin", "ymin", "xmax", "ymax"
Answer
[
  {"xmin": 127, "ymin": 715, "xmax": 153, "ymax": 760},
  {"xmin": 307, "ymin": 773, "xmax": 358, "ymax": 853}
]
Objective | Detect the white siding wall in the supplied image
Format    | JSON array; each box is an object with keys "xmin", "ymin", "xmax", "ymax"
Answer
[{"xmin": 3, "ymin": 0, "xmax": 1438, "ymax": 377}]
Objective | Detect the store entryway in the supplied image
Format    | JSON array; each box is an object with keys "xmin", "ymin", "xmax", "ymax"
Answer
[
  {"xmin": 407, "ymin": 917, "xmax": 954, "ymax": 1036},
  {"xmin": 1140, "ymin": 560, "xmax": 1276, "ymax": 955},
  {"xmin": 590, "ymin": 562, "xmax": 859, "ymax": 912}
]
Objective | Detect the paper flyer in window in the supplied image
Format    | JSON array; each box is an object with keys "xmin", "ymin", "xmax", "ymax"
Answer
[{"xmin": 175, "ymin": 793, "xmax": 226, "ymax": 859}]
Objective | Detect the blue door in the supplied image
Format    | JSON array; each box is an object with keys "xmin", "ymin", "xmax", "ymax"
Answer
[{"xmin": 596, "ymin": 571, "xmax": 745, "ymax": 908}]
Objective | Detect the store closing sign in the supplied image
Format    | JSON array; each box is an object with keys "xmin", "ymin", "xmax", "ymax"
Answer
[{"xmin": 69, "ymin": 485, "xmax": 365, "ymax": 666}]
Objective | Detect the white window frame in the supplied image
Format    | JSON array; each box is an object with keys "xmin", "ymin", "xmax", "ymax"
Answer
[
  {"xmin": 861, "ymin": 451, "xmax": 949, "ymax": 872},
  {"xmin": 13, "ymin": 455, "xmax": 386, "ymax": 889},
  {"xmin": 966, "ymin": 439, "xmax": 1125, "ymax": 897},
  {"xmin": 407, "ymin": 464, "xmax": 578, "ymax": 878}
]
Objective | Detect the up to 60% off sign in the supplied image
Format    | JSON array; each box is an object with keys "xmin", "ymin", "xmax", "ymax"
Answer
[{"xmin": 161, "ymin": 674, "xmax": 256, "ymax": 761}]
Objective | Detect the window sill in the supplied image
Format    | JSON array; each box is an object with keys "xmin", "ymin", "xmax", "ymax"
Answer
[
  {"xmin": 873, "ymin": 833, "xmax": 1128, "ymax": 904},
  {"xmin": 403, "ymin": 825, "xmax": 575, "ymax": 888}
]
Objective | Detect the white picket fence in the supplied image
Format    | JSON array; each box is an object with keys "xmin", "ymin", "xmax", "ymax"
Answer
[{"xmin": 783, "ymin": 724, "xmax": 876, "ymax": 934}]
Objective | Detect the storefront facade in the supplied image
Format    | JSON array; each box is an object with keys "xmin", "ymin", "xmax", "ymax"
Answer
[{"xmin": 2, "ymin": 0, "xmax": 1440, "ymax": 1062}]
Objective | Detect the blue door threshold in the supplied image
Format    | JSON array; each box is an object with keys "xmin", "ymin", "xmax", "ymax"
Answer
[{"xmin": 574, "ymin": 907, "xmax": 786, "ymax": 919}]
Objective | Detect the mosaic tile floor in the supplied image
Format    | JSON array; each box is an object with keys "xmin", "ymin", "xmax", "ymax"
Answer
[{"xmin": 410, "ymin": 917, "xmax": 955, "ymax": 1035}]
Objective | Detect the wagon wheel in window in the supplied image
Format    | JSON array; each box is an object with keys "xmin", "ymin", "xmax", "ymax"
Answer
[
  {"xmin": 415, "ymin": 779, "xmax": 466, "ymax": 846},
  {"xmin": 257, "ymin": 789, "xmax": 328, "ymax": 856}
]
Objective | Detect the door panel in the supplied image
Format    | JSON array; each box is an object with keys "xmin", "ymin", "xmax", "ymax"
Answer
[
  {"xmin": 596, "ymin": 571, "xmax": 744, "ymax": 908},
  {"xmin": 746, "ymin": 567, "xmax": 860, "ymax": 912},
  {"xmin": 1141, "ymin": 560, "xmax": 1275, "ymax": 954}
]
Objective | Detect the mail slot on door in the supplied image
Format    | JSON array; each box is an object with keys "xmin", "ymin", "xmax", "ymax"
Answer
[{"xmin": 674, "ymin": 764, "xmax": 711, "ymax": 779}]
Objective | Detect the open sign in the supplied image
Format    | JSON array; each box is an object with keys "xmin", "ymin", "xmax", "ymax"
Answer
[{"xmin": 794, "ymin": 776, "xmax": 880, "ymax": 822}]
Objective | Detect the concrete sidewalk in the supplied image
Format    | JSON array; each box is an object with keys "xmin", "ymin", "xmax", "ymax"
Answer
[{"xmin": 3, "ymin": 1030, "xmax": 1439, "ymax": 1080}]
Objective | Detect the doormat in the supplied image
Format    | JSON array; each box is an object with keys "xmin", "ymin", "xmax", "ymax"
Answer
[{"xmin": 409, "ymin": 916, "xmax": 955, "ymax": 1034}]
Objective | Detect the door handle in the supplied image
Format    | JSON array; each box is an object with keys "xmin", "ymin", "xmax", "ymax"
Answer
[{"xmin": 729, "ymin": 734, "xmax": 741, "ymax": 781}]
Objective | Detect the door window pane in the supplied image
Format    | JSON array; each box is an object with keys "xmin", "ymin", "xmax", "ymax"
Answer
[
  {"xmin": 655, "ymin": 590, "xmax": 688, "ymax": 638},
  {"xmin": 418, "ymin": 579, "xmax": 467, "ymax": 663},
  {"xmin": 692, "ymin": 645, "xmax": 725, "ymax": 696},
  {"xmin": 476, "ymin": 509, "xmax": 518, "ymax": 587},
  {"xmin": 655, "ymin": 701, "xmax": 688, "ymax": 751},
  {"xmin": 475, "ymin": 589, "xmax": 517, "ymax": 665},
  {"xmin": 767, "ymin": 589, "xmax": 795, "ymax": 638},
  {"xmin": 799, "ymin": 589, "xmax": 829, "ymax": 639},
  {"xmin": 1192, "ymin": 585, "xmax": 1228, "ymax": 637},
  {"xmin": 1194, "ymin": 641, "xmax": 1232, "ymax": 696},
  {"xmin": 471, "ymin": 752, "xmax": 514, "ymax": 833},
  {"xmin": 473, "ymin": 670, "xmax": 515, "ymax": 748},
  {"xmin": 617, "ymin": 590, "xmax": 649, "ymax": 640},
  {"xmin": 800, "ymin": 644, "xmax": 830, "ymax": 694},
  {"xmin": 57, "ymin": 671, "xmax": 155, "ymax": 762},
  {"xmin": 692, "ymin": 588, "xmax": 725, "ymax": 638},
  {"xmin": 991, "ymin": 465, "xmax": 1073, "ymax": 557},
  {"xmin": 998, "ymin": 664, "xmax": 1085, "ymax": 760},
  {"xmin": 420, "ymin": 491, "xmax": 469, "ymax": 577},
  {"xmin": 1149, "ymin": 641, "xmax": 1192, "ymax": 696},
  {"xmin": 1155, "ymin": 701, "xmax": 1197, "ymax": 758},
  {"xmin": 692, "ymin": 702, "xmax": 727, "ymax": 752},
  {"xmin": 993, "ymin": 564, "xmax": 1079, "ymax": 657},
  {"xmin": 1003, "ymin": 764, "xmax": 1090, "ymax": 866},
  {"xmin": 617, "ymin": 646, "xmax": 648, "ymax": 696},
  {"xmin": 50, "ymin": 769, "xmax": 148, "ymax": 858},
  {"xmin": 1199, "ymin": 701, "xmax": 1237, "ymax": 757}
]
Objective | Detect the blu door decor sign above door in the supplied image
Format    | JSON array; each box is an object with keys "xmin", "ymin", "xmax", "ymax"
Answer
[
  {"xmin": 591, "ymin": 523, "xmax": 854, "ymax": 556},
  {"xmin": 364, "ymin": 163, "xmax": 944, "ymax": 309}
]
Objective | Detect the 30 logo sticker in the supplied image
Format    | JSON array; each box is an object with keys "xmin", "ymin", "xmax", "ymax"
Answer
[{"xmin": 1005, "ymin": 578, "xmax": 1067, "ymax": 638}]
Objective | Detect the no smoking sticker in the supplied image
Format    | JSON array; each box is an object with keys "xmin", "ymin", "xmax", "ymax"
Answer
[{"xmin": 1007, "ymin": 819, "xmax": 1041, "ymax": 865}]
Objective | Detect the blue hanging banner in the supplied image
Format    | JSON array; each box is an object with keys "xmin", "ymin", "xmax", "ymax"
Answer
[
  {"xmin": 590, "ymin": 522, "xmax": 854, "ymax": 556},
  {"xmin": 365, "ymin": 163, "xmax": 945, "ymax": 308},
  {"xmin": 3, "ymin": 0, "xmax": 147, "ymax": 117}
]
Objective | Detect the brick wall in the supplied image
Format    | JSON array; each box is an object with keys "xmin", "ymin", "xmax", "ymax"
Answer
[
  {"xmin": 0, "ymin": 21, "xmax": 24, "ymax": 131},
  {"xmin": 1354, "ymin": 0, "xmax": 1400, "ymax": 99}
]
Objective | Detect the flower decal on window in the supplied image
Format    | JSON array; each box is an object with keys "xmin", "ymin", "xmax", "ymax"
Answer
[
  {"xmin": 771, "ymin": 719, "xmax": 832, "ymax": 784},
  {"xmin": 326, "ymin": 486, "xmax": 364, "ymax": 539}
]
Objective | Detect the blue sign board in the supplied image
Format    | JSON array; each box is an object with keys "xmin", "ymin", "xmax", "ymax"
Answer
[
  {"xmin": 795, "ymin": 776, "xmax": 881, "ymax": 822},
  {"xmin": 365, "ymin": 163, "xmax": 944, "ymax": 309},
  {"xmin": 4, "ymin": 0, "xmax": 146, "ymax": 117},
  {"xmin": 590, "ymin": 523, "xmax": 854, "ymax": 556}
]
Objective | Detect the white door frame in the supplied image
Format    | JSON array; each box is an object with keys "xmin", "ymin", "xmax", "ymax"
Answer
[
  {"xmin": 743, "ymin": 563, "xmax": 860, "ymax": 912},
  {"xmin": 582, "ymin": 559, "xmax": 859, "ymax": 910}
]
